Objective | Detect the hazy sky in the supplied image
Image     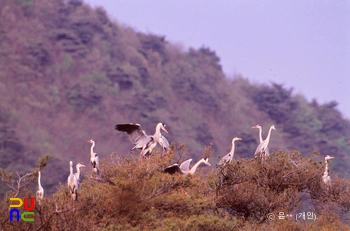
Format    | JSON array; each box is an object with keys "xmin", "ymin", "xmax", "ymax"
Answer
[{"xmin": 85, "ymin": 0, "xmax": 350, "ymax": 119}]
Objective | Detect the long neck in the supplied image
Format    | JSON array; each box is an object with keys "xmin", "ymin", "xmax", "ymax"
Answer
[
  {"xmin": 229, "ymin": 141, "xmax": 236, "ymax": 161},
  {"xmin": 76, "ymin": 166, "xmax": 81, "ymax": 178},
  {"xmin": 189, "ymin": 159, "xmax": 205, "ymax": 175},
  {"xmin": 264, "ymin": 126, "xmax": 274, "ymax": 144},
  {"xmin": 258, "ymin": 127, "xmax": 263, "ymax": 143},
  {"xmin": 90, "ymin": 142, "xmax": 95, "ymax": 156},
  {"xmin": 38, "ymin": 171, "xmax": 42, "ymax": 188},
  {"xmin": 324, "ymin": 160, "xmax": 329, "ymax": 177},
  {"xmin": 70, "ymin": 164, "xmax": 73, "ymax": 175},
  {"xmin": 154, "ymin": 124, "xmax": 161, "ymax": 138}
]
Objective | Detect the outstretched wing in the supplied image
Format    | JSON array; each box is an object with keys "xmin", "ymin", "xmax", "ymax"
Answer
[
  {"xmin": 164, "ymin": 164, "xmax": 181, "ymax": 174},
  {"xmin": 179, "ymin": 159, "xmax": 192, "ymax": 173},
  {"xmin": 115, "ymin": 123, "xmax": 151, "ymax": 148}
]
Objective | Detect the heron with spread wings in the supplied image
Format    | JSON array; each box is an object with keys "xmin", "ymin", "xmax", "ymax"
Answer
[
  {"xmin": 164, "ymin": 157, "xmax": 211, "ymax": 175},
  {"xmin": 115, "ymin": 122, "xmax": 169, "ymax": 159}
]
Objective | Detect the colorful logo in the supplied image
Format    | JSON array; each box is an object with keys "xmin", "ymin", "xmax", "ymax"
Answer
[{"xmin": 9, "ymin": 198, "xmax": 35, "ymax": 222}]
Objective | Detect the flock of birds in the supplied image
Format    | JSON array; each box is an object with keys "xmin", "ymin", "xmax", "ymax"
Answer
[{"xmin": 34, "ymin": 122, "xmax": 335, "ymax": 202}]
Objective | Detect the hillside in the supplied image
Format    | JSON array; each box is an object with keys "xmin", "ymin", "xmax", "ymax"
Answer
[{"xmin": 0, "ymin": 0, "xmax": 350, "ymax": 197}]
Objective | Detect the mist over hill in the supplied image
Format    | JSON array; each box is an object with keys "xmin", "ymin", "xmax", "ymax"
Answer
[{"xmin": 1, "ymin": 0, "xmax": 350, "ymax": 195}]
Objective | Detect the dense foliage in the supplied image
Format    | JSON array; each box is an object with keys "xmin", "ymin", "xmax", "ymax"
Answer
[
  {"xmin": 1, "ymin": 149, "xmax": 350, "ymax": 230},
  {"xmin": 1, "ymin": 2, "xmax": 350, "ymax": 229}
]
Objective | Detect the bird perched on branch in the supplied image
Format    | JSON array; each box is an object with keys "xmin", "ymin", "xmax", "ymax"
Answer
[
  {"xmin": 254, "ymin": 125, "xmax": 276, "ymax": 162},
  {"xmin": 217, "ymin": 137, "xmax": 242, "ymax": 166},
  {"xmin": 322, "ymin": 155, "xmax": 334, "ymax": 187},
  {"xmin": 88, "ymin": 139, "xmax": 100, "ymax": 174},
  {"xmin": 36, "ymin": 171, "xmax": 44, "ymax": 202},
  {"xmin": 252, "ymin": 124, "xmax": 270, "ymax": 157},
  {"xmin": 67, "ymin": 161, "xmax": 86, "ymax": 201},
  {"xmin": 67, "ymin": 161, "xmax": 78, "ymax": 201}
]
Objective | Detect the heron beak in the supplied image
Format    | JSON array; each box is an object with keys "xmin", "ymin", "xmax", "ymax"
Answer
[
  {"xmin": 206, "ymin": 161, "xmax": 211, "ymax": 166},
  {"xmin": 329, "ymin": 156, "xmax": 334, "ymax": 159},
  {"xmin": 237, "ymin": 137, "xmax": 242, "ymax": 140},
  {"xmin": 162, "ymin": 127, "xmax": 168, "ymax": 133}
]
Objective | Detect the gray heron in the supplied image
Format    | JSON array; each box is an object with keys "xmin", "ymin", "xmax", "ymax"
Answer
[
  {"xmin": 67, "ymin": 161, "xmax": 78, "ymax": 201},
  {"xmin": 115, "ymin": 122, "xmax": 168, "ymax": 158},
  {"xmin": 164, "ymin": 157, "xmax": 211, "ymax": 175},
  {"xmin": 254, "ymin": 125, "xmax": 276, "ymax": 161},
  {"xmin": 322, "ymin": 155, "xmax": 334, "ymax": 186},
  {"xmin": 36, "ymin": 171, "xmax": 44, "ymax": 201},
  {"xmin": 88, "ymin": 139, "xmax": 100, "ymax": 174},
  {"xmin": 217, "ymin": 137, "xmax": 242, "ymax": 166},
  {"xmin": 252, "ymin": 124, "xmax": 270, "ymax": 157}
]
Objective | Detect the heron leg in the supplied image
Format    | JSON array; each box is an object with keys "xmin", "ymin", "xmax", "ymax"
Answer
[{"xmin": 140, "ymin": 146, "xmax": 146, "ymax": 161}]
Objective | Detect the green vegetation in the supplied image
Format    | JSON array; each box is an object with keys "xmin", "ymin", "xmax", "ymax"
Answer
[
  {"xmin": 1, "ymin": 150, "xmax": 349, "ymax": 230},
  {"xmin": 0, "ymin": 0, "xmax": 350, "ymax": 229}
]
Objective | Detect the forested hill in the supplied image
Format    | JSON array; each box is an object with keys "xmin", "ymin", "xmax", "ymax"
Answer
[{"xmin": 1, "ymin": 0, "xmax": 349, "ymax": 194}]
